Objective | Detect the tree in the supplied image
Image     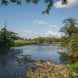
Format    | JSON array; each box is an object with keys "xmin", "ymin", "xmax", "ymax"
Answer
[
  {"xmin": 0, "ymin": 0, "xmax": 68, "ymax": 14},
  {"xmin": 60, "ymin": 18, "xmax": 78, "ymax": 62},
  {"xmin": 0, "ymin": 26, "xmax": 17, "ymax": 54},
  {"xmin": 60, "ymin": 18, "xmax": 78, "ymax": 47},
  {"xmin": 61, "ymin": 18, "xmax": 78, "ymax": 37}
]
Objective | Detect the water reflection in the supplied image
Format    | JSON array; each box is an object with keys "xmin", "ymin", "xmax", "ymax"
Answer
[
  {"xmin": 59, "ymin": 52, "xmax": 69, "ymax": 64},
  {"xmin": 0, "ymin": 45, "xmax": 69, "ymax": 78},
  {"xmin": 16, "ymin": 54, "xmax": 34, "ymax": 64},
  {"xmin": 15, "ymin": 45, "xmax": 70, "ymax": 64},
  {"xmin": 0, "ymin": 49, "xmax": 24, "ymax": 78}
]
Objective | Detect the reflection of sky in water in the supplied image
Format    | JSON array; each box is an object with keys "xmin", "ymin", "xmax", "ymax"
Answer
[
  {"xmin": 15, "ymin": 45, "xmax": 61, "ymax": 63},
  {"xmin": 0, "ymin": 45, "xmax": 63, "ymax": 78}
]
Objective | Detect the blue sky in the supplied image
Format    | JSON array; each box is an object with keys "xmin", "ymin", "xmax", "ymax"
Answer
[{"xmin": 0, "ymin": 0, "xmax": 78, "ymax": 38}]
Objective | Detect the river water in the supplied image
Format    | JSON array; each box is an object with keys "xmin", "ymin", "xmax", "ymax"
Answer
[{"xmin": 0, "ymin": 45, "xmax": 66, "ymax": 78}]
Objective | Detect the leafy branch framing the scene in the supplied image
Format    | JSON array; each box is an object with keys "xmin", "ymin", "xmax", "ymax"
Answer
[{"xmin": 0, "ymin": 0, "xmax": 68, "ymax": 14}]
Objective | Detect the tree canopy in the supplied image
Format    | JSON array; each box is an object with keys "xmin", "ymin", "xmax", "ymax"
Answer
[
  {"xmin": 60, "ymin": 18, "xmax": 78, "ymax": 61},
  {"xmin": 0, "ymin": 26, "xmax": 17, "ymax": 54},
  {"xmin": 61, "ymin": 18, "xmax": 78, "ymax": 37}
]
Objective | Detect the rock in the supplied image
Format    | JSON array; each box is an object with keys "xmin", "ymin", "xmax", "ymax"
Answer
[{"xmin": 26, "ymin": 61, "xmax": 70, "ymax": 78}]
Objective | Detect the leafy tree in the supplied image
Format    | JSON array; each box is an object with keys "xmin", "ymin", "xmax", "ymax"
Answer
[
  {"xmin": 60, "ymin": 18, "xmax": 78, "ymax": 62},
  {"xmin": 61, "ymin": 18, "xmax": 78, "ymax": 37},
  {"xmin": 0, "ymin": 26, "xmax": 17, "ymax": 54},
  {"xmin": 70, "ymin": 34, "xmax": 78, "ymax": 53},
  {"xmin": 33, "ymin": 37, "xmax": 45, "ymax": 44},
  {"xmin": 60, "ymin": 18, "xmax": 78, "ymax": 48}
]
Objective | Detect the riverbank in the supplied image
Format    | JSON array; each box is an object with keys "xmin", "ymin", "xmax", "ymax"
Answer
[
  {"xmin": 1, "ymin": 44, "xmax": 78, "ymax": 78},
  {"xmin": 14, "ymin": 40, "xmax": 34, "ymax": 47},
  {"xmin": 14, "ymin": 39, "xmax": 61, "ymax": 47},
  {"xmin": 25, "ymin": 61, "xmax": 70, "ymax": 78}
]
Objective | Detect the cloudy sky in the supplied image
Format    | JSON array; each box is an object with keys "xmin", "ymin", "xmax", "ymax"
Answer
[{"xmin": 0, "ymin": 0, "xmax": 78, "ymax": 38}]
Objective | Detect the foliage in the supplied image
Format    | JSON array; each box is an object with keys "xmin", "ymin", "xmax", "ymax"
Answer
[
  {"xmin": 61, "ymin": 18, "xmax": 78, "ymax": 48},
  {"xmin": 14, "ymin": 37, "xmax": 61, "ymax": 46},
  {"xmin": 69, "ymin": 34, "xmax": 78, "ymax": 52},
  {"xmin": 61, "ymin": 18, "xmax": 78, "ymax": 37},
  {"xmin": 14, "ymin": 39, "xmax": 34, "ymax": 46},
  {"xmin": 67, "ymin": 62, "xmax": 78, "ymax": 78},
  {"xmin": 60, "ymin": 18, "xmax": 78, "ymax": 63},
  {"xmin": 0, "ymin": 26, "xmax": 17, "ymax": 54},
  {"xmin": 32, "ymin": 37, "xmax": 61, "ymax": 44},
  {"xmin": 0, "ymin": 0, "xmax": 68, "ymax": 14},
  {"xmin": 67, "ymin": 62, "xmax": 78, "ymax": 72}
]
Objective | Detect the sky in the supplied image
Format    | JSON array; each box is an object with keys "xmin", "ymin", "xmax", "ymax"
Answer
[{"xmin": 0, "ymin": 0, "xmax": 78, "ymax": 38}]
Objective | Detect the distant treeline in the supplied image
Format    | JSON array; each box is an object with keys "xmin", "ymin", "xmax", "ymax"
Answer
[
  {"xmin": 0, "ymin": 26, "xmax": 63, "ymax": 49},
  {"xmin": 14, "ymin": 37, "xmax": 63, "ymax": 46}
]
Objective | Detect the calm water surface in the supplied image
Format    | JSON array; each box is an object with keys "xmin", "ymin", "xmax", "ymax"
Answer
[{"xmin": 0, "ymin": 45, "xmax": 64, "ymax": 78}]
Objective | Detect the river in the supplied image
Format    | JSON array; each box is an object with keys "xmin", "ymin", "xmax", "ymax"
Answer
[{"xmin": 0, "ymin": 45, "xmax": 66, "ymax": 78}]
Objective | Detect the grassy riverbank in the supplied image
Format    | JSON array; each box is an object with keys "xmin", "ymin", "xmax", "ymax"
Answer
[
  {"xmin": 67, "ymin": 62, "xmax": 78, "ymax": 78},
  {"xmin": 14, "ymin": 38, "xmax": 62, "ymax": 47},
  {"xmin": 14, "ymin": 40, "xmax": 34, "ymax": 46}
]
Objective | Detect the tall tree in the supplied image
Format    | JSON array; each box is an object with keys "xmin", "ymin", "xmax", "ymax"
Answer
[
  {"xmin": 0, "ymin": 26, "xmax": 17, "ymax": 54},
  {"xmin": 61, "ymin": 18, "xmax": 78, "ymax": 37},
  {"xmin": 60, "ymin": 18, "xmax": 78, "ymax": 62}
]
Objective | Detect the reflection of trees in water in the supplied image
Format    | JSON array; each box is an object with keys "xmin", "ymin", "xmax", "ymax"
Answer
[
  {"xmin": 0, "ymin": 49, "xmax": 23, "ymax": 66},
  {"xmin": 16, "ymin": 54, "xmax": 34, "ymax": 64},
  {"xmin": 0, "ymin": 55, "xmax": 7, "ymax": 67},
  {"xmin": 0, "ymin": 50, "xmax": 10, "ymax": 67},
  {"xmin": 0, "ymin": 48, "xmax": 34, "ymax": 66},
  {"xmin": 0, "ymin": 49, "xmax": 24, "ymax": 78},
  {"xmin": 59, "ymin": 52, "xmax": 69, "ymax": 64},
  {"xmin": 59, "ymin": 52, "xmax": 78, "ymax": 64}
]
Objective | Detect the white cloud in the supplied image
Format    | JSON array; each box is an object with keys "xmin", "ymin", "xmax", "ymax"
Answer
[
  {"xmin": 17, "ymin": 30, "xmax": 34, "ymax": 38},
  {"xmin": 46, "ymin": 31, "xmax": 64, "ymax": 38},
  {"xmin": 33, "ymin": 20, "xmax": 48, "ymax": 25},
  {"xmin": 17, "ymin": 30, "xmax": 64, "ymax": 38},
  {"xmin": 54, "ymin": 0, "xmax": 78, "ymax": 8},
  {"xmin": 32, "ymin": 31, "xmax": 64, "ymax": 38},
  {"xmin": 17, "ymin": 21, "xmax": 61, "ymax": 38},
  {"xmin": 15, "ymin": 20, "xmax": 62, "ymax": 38},
  {"xmin": 33, "ymin": 20, "xmax": 58, "ymax": 29}
]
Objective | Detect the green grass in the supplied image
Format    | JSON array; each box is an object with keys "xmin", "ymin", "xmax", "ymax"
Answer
[
  {"xmin": 67, "ymin": 62, "xmax": 78, "ymax": 78},
  {"xmin": 14, "ymin": 40, "xmax": 34, "ymax": 46},
  {"xmin": 67, "ymin": 62, "xmax": 78, "ymax": 72}
]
